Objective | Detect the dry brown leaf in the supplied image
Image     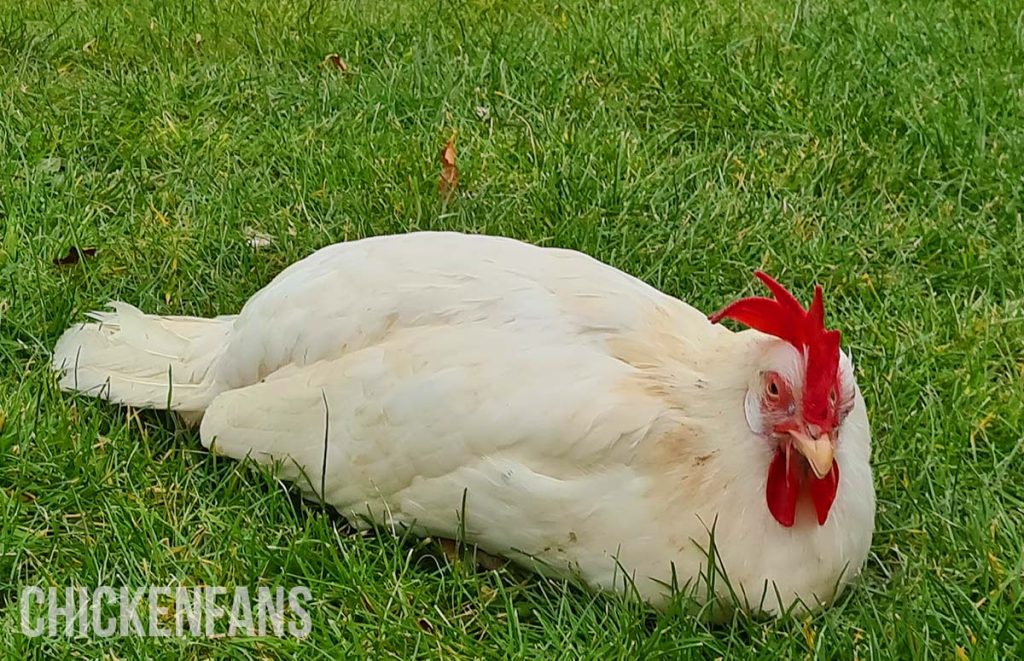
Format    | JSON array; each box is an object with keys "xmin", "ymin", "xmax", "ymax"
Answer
[
  {"xmin": 439, "ymin": 137, "xmax": 458, "ymax": 200},
  {"xmin": 53, "ymin": 246, "xmax": 97, "ymax": 266},
  {"xmin": 324, "ymin": 53, "xmax": 349, "ymax": 72},
  {"xmin": 437, "ymin": 538, "xmax": 459, "ymax": 564},
  {"xmin": 474, "ymin": 548, "xmax": 507, "ymax": 571},
  {"xmin": 436, "ymin": 538, "xmax": 506, "ymax": 571}
]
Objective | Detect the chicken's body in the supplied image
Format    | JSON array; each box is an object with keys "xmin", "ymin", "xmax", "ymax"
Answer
[{"xmin": 52, "ymin": 232, "xmax": 874, "ymax": 615}]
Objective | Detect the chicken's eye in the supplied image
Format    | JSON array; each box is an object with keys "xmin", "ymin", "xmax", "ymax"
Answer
[
  {"xmin": 828, "ymin": 388, "xmax": 837, "ymax": 405},
  {"xmin": 765, "ymin": 377, "xmax": 781, "ymax": 400}
]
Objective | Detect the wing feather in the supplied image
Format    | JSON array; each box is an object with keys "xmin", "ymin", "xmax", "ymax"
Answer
[{"xmin": 200, "ymin": 324, "xmax": 668, "ymax": 565}]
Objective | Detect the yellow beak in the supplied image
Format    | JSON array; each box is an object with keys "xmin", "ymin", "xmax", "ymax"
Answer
[{"xmin": 790, "ymin": 430, "xmax": 835, "ymax": 479}]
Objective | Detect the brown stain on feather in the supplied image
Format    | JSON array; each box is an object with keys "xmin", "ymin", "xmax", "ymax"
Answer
[{"xmin": 601, "ymin": 302, "xmax": 739, "ymax": 516}]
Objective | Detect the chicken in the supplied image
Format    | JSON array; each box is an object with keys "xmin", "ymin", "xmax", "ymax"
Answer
[{"xmin": 51, "ymin": 232, "xmax": 875, "ymax": 616}]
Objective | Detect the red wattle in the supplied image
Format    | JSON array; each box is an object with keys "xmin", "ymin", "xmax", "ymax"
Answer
[
  {"xmin": 808, "ymin": 462, "xmax": 840, "ymax": 525},
  {"xmin": 766, "ymin": 447, "xmax": 841, "ymax": 527},
  {"xmin": 766, "ymin": 447, "xmax": 799, "ymax": 527}
]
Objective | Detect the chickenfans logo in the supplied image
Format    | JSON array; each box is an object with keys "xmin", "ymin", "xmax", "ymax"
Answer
[{"xmin": 19, "ymin": 586, "xmax": 312, "ymax": 638}]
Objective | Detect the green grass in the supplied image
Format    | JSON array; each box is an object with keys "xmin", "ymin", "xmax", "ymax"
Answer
[{"xmin": 1, "ymin": 0, "xmax": 1023, "ymax": 657}]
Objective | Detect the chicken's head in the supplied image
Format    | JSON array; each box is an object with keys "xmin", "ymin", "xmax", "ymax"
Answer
[{"xmin": 709, "ymin": 272, "xmax": 856, "ymax": 528}]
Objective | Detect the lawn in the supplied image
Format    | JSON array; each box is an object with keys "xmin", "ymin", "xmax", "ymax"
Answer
[{"xmin": 1, "ymin": 0, "xmax": 1023, "ymax": 657}]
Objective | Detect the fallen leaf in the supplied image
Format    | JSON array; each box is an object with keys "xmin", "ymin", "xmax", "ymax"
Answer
[
  {"xmin": 417, "ymin": 618, "xmax": 434, "ymax": 634},
  {"xmin": 53, "ymin": 246, "xmax": 97, "ymax": 266},
  {"xmin": 38, "ymin": 156, "xmax": 64, "ymax": 175},
  {"xmin": 439, "ymin": 136, "xmax": 458, "ymax": 200},
  {"xmin": 437, "ymin": 538, "xmax": 460, "ymax": 565},
  {"xmin": 475, "ymin": 548, "xmax": 507, "ymax": 571},
  {"xmin": 244, "ymin": 228, "xmax": 274, "ymax": 249},
  {"xmin": 324, "ymin": 53, "xmax": 349, "ymax": 72}
]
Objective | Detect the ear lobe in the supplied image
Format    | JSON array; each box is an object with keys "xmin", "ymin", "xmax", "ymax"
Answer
[{"xmin": 744, "ymin": 388, "xmax": 763, "ymax": 434}]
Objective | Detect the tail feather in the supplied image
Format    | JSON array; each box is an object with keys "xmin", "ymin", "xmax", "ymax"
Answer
[{"xmin": 52, "ymin": 302, "xmax": 233, "ymax": 413}]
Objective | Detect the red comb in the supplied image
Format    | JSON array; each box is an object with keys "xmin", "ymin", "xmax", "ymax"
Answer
[{"xmin": 709, "ymin": 272, "xmax": 842, "ymax": 428}]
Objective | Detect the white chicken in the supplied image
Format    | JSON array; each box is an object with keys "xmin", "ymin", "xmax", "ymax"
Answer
[{"xmin": 52, "ymin": 232, "xmax": 875, "ymax": 615}]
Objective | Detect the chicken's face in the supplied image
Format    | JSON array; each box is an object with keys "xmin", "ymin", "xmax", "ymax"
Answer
[
  {"xmin": 742, "ymin": 341, "xmax": 857, "ymax": 527},
  {"xmin": 711, "ymin": 272, "xmax": 854, "ymax": 528}
]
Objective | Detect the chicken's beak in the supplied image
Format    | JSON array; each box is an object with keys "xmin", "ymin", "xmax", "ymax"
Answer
[{"xmin": 789, "ymin": 429, "xmax": 835, "ymax": 479}]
